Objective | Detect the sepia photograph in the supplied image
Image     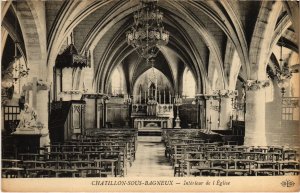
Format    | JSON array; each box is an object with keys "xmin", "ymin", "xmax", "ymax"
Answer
[{"xmin": 1, "ymin": 0, "xmax": 299, "ymax": 192}]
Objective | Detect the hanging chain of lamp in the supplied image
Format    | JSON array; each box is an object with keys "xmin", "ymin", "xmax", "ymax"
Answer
[
  {"xmin": 12, "ymin": 43, "xmax": 30, "ymax": 83},
  {"xmin": 12, "ymin": 2, "xmax": 30, "ymax": 83},
  {"xmin": 277, "ymin": 9, "xmax": 292, "ymax": 95}
]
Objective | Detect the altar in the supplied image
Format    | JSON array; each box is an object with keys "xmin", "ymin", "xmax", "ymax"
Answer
[
  {"xmin": 129, "ymin": 67, "xmax": 181, "ymax": 131},
  {"xmin": 134, "ymin": 116, "xmax": 173, "ymax": 131},
  {"xmin": 131, "ymin": 102, "xmax": 174, "ymax": 131}
]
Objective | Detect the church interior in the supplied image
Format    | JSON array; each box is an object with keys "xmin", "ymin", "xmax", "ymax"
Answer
[{"xmin": 1, "ymin": 0, "xmax": 300, "ymax": 178}]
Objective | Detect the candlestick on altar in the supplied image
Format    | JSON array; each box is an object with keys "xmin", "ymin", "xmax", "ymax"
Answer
[
  {"xmin": 209, "ymin": 115, "xmax": 212, "ymax": 131},
  {"xmin": 139, "ymin": 91, "xmax": 141, "ymax": 104},
  {"xmin": 144, "ymin": 91, "xmax": 146, "ymax": 104},
  {"xmin": 155, "ymin": 79, "xmax": 158, "ymax": 100},
  {"xmin": 158, "ymin": 90, "xmax": 161, "ymax": 104}
]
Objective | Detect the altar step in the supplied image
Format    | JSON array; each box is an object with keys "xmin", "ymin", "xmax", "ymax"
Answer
[
  {"xmin": 137, "ymin": 136, "xmax": 162, "ymax": 142},
  {"xmin": 138, "ymin": 131, "xmax": 162, "ymax": 136},
  {"xmin": 138, "ymin": 127, "xmax": 162, "ymax": 136}
]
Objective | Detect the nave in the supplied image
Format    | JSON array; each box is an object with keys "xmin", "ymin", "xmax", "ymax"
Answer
[
  {"xmin": 1, "ymin": 0, "xmax": 300, "ymax": 182},
  {"xmin": 127, "ymin": 136, "xmax": 173, "ymax": 177},
  {"xmin": 2, "ymin": 128, "xmax": 300, "ymax": 178}
]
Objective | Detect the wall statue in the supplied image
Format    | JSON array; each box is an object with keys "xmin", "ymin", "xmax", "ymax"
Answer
[{"xmin": 15, "ymin": 103, "xmax": 41, "ymax": 132}]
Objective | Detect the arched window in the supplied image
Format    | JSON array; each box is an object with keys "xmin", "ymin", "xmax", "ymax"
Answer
[
  {"xmin": 182, "ymin": 67, "xmax": 196, "ymax": 98},
  {"xmin": 111, "ymin": 68, "xmax": 123, "ymax": 95}
]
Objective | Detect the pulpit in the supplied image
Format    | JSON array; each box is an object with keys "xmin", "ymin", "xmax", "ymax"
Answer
[{"xmin": 49, "ymin": 100, "xmax": 86, "ymax": 143}]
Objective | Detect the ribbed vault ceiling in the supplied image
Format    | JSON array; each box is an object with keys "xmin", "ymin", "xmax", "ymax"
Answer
[{"xmin": 3, "ymin": 0, "xmax": 297, "ymax": 93}]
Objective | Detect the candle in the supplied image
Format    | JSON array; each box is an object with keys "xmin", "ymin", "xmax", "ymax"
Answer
[
  {"xmin": 169, "ymin": 91, "xmax": 171, "ymax": 104},
  {"xmin": 145, "ymin": 91, "xmax": 146, "ymax": 104}
]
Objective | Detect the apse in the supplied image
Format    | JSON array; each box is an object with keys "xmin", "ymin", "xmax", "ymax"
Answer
[{"xmin": 133, "ymin": 67, "xmax": 174, "ymax": 102}]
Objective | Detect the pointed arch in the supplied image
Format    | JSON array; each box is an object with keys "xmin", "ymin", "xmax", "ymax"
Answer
[{"xmin": 182, "ymin": 67, "xmax": 196, "ymax": 98}]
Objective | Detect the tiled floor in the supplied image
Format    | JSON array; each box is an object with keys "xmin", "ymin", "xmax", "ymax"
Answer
[{"xmin": 127, "ymin": 136, "xmax": 173, "ymax": 177}]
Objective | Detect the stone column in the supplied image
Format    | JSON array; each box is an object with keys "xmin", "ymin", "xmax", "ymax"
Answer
[
  {"xmin": 218, "ymin": 90, "xmax": 237, "ymax": 130},
  {"xmin": 195, "ymin": 95, "xmax": 206, "ymax": 129},
  {"xmin": 244, "ymin": 80, "xmax": 270, "ymax": 146},
  {"xmin": 200, "ymin": 97, "xmax": 206, "ymax": 129},
  {"xmin": 104, "ymin": 97, "xmax": 109, "ymax": 127},
  {"xmin": 36, "ymin": 88, "xmax": 50, "ymax": 148},
  {"xmin": 21, "ymin": 79, "xmax": 50, "ymax": 148},
  {"xmin": 219, "ymin": 97, "xmax": 232, "ymax": 130},
  {"xmin": 205, "ymin": 98, "xmax": 212, "ymax": 130},
  {"xmin": 97, "ymin": 102, "xmax": 101, "ymax": 128}
]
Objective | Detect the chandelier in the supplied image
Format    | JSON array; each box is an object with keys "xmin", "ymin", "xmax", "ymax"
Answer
[
  {"xmin": 12, "ymin": 42, "xmax": 29, "ymax": 82},
  {"xmin": 126, "ymin": 0, "xmax": 169, "ymax": 60}
]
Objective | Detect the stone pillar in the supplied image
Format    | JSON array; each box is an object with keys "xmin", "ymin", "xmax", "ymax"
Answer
[
  {"xmin": 36, "ymin": 89, "xmax": 50, "ymax": 148},
  {"xmin": 218, "ymin": 90, "xmax": 237, "ymax": 130},
  {"xmin": 195, "ymin": 95, "xmax": 206, "ymax": 129},
  {"xmin": 102, "ymin": 100, "xmax": 106, "ymax": 128},
  {"xmin": 205, "ymin": 99, "xmax": 212, "ymax": 130},
  {"xmin": 95, "ymin": 98, "xmax": 98, "ymax": 128},
  {"xmin": 244, "ymin": 80, "xmax": 270, "ymax": 146},
  {"xmin": 97, "ymin": 103, "xmax": 101, "ymax": 128},
  {"xmin": 19, "ymin": 79, "xmax": 50, "ymax": 148},
  {"xmin": 200, "ymin": 97, "xmax": 206, "ymax": 129},
  {"xmin": 219, "ymin": 97, "xmax": 232, "ymax": 130}
]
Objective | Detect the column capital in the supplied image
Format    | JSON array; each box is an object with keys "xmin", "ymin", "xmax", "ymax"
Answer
[
  {"xmin": 245, "ymin": 79, "xmax": 270, "ymax": 91},
  {"xmin": 195, "ymin": 94, "xmax": 206, "ymax": 100},
  {"xmin": 208, "ymin": 90, "xmax": 239, "ymax": 99},
  {"xmin": 22, "ymin": 79, "xmax": 50, "ymax": 91}
]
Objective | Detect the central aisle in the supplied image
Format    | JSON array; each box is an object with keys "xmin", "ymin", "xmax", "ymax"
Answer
[{"xmin": 127, "ymin": 136, "xmax": 173, "ymax": 177}]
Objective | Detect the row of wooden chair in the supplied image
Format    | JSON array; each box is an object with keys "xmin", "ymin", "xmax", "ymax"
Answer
[
  {"xmin": 177, "ymin": 153, "xmax": 300, "ymax": 177},
  {"xmin": 2, "ymin": 128, "xmax": 138, "ymax": 178},
  {"xmin": 163, "ymin": 129, "xmax": 299, "ymax": 177},
  {"xmin": 2, "ymin": 158, "xmax": 119, "ymax": 178}
]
